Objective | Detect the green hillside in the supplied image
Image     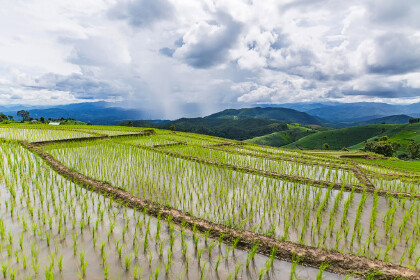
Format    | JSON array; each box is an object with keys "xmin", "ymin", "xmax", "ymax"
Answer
[
  {"xmin": 206, "ymin": 107, "xmax": 322, "ymax": 125},
  {"xmin": 356, "ymin": 114, "xmax": 414, "ymax": 125},
  {"xmin": 121, "ymin": 117, "xmax": 289, "ymax": 140},
  {"xmin": 245, "ymin": 123, "xmax": 319, "ymax": 147},
  {"xmin": 284, "ymin": 123, "xmax": 420, "ymax": 151}
]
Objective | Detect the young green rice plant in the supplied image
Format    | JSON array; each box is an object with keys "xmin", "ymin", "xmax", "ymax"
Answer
[
  {"xmin": 246, "ymin": 242, "xmax": 259, "ymax": 268},
  {"xmin": 289, "ymin": 255, "xmax": 301, "ymax": 280},
  {"xmin": 31, "ymin": 257, "xmax": 39, "ymax": 274},
  {"xmin": 103, "ymin": 262, "xmax": 110, "ymax": 279},
  {"xmin": 257, "ymin": 266, "xmax": 266, "ymax": 280},
  {"xmin": 118, "ymin": 245, "xmax": 123, "ymax": 259},
  {"xmin": 133, "ymin": 265, "xmax": 143, "ymax": 279},
  {"xmin": 14, "ymin": 251, "xmax": 19, "ymax": 264},
  {"xmin": 148, "ymin": 252, "xmax": 153, "ymax": 267},
  {"xmin": 58, "ymin": 254, "xmax": 63, "ymax": 272},
  {"xmin": 22, "ymin": 253, "xmax": 27, "ymax": 269},
  {"xmin": 153, "ymin": 264, "xmax": 161, "ymax": 280},
  {"xmin": 200, "ymin": 261, "xmax": 207, "ymax": 280},
  {"xmin": 1, "ymin": 262, "xmax": 8, "ymax": 278},
  {"xmin": 9, "ymin": 267, "xmax": 16, "ymax": 280},
  {"xmin": 45, "ymin": 231, "xmax": 51, "ymax": 246},
  {"xmin": 215, "ymin": 253, "xmax": 221, "ymax": 271},
  {"xmin": 45, "ymin": 264, "xmax": 54, "ymax": 280},
  {"xmin": 198, "ymin": 247, "xmax": 204, "ymax": 264},
  {"xmin": 79, "ymin": 251, "xmax": 87, "ymax": 277},
  {"xmin": 316, "ymin": 261, "xmax": 331, "ymax": 280},
  {"xmin": 125, "ymin": 254, "xmax": 132, "ymax": 271},
  {"xmin": 73, "ymin": 233, "xmax": 78, "ymax": 255}
]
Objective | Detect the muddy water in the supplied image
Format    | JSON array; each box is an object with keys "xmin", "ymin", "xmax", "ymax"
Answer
[
  {"xmin": 369, "ymin": 177, "xmax": 420, "ymax": 194},
  {"xmin": 0, "ymin": 142, "xmax": 349, "ymax": 279},
  {"xmin": 0, "ymin": 127, "xmax": 92, "ymax": 142},
  {"xmin": 46, "ymin": 141, "xmax": 420, "ymax": 269}
]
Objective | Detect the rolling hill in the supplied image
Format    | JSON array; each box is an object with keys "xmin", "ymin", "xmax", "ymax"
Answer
[
  {"xmin": 121, "ymin": 107, "xmax": 323, "ymax": 140},
  {"xmin": 121, "ymin": 117, "xmax": 290, "ymax": 140},
  {"xmin": 283, "ymin": 122, "xmax": 420, "ymax": 152},
  {"xmin": 355, "ymin": 115, "xmax": 414, "ymax": 126},
  {"xmin": 244, "ymin": 123, "xmax": 320, "ymax": 147},
  {"xmin": 207, "ymin": 107, "xmax": 323, "ymax": 125}
]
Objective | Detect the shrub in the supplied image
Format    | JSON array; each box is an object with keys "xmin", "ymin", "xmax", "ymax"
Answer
[
  {"xmin": 398, "ymin": 153, "xmax": 409, "ymax": 160},
  {"xmin": 406, "ymin": 142, "xmax": 420, "ymax": 159},
  {"xmin": 364, "ymin": 141, "xmax": 395, "ymax": 157}
]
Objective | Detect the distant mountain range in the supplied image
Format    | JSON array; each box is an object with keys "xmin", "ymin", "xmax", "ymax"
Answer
[
  {"xmin": 0, "ymin": 102, "xmax": 147, "ymax": 125},
  {"xmin": 272, "ymin": 102, "xmax": 420, "ymax": 122},
  {"xmin": 1, "ymin": 101, "xmax": 418, "ymax": 127}
]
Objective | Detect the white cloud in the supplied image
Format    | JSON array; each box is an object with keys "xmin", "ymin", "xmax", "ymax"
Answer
[{"xmin": 0, "ymin": 0, "xmax": 419, "ymax": 118}]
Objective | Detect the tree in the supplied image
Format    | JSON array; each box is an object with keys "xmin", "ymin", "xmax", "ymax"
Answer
[
  {"xmin": 8, "ymin": 115, "xmax": 13, "ymax": 120},
  {"xmin": 364, "ymin": 141, "xmax": 395, "ymax": 157},
  {"xmin": 409, "ymin": 118, "xmax": 420, "ymax": 124},
  {"xmin": 127, "ymin": 121, "xmax": 133, "ymax": 127},
  {"xmin": 40, "ymin": 116, "xmax": 45, "ymax": 123},
  {"xmin": 170, "ymin": 125, "xmax": 176, "ymax": 132},
  {"xmin": 17, "ymin": 110, "xmax": 30, "ymax": 122},
  {"xmin": 390, "ymin": 142, "xmax": 401, "ymax": 152},
  {"xmin": 407, "ymin": 142, "xmax": 420, "ymax": 159},
  {"xmin": 323, "ymin": 143, "xmax": 329, "ymax": 150}
]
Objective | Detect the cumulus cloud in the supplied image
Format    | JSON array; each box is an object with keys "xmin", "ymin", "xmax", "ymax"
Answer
[
  {"xmin": 29, "ymin": 73, "xmax": 130, "ymax": 100},
  {"xmin": 364, "ymin": 33, "xmax": 420, "ymax": 75},
  {"xmin": 172, "ymin": 12, "xmax": 242, "ymax": 68},
  {"xmin": 0, "ymin": 0, "xmax": 419, "ymax": 117},
  {"xmin": 108, "ymin": 0, "xmax": 174, "ymax": 28}
]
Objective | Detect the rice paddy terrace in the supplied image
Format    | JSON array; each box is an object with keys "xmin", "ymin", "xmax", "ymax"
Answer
[{"xmin": 0, "ymin": 124, "xmax": 419, "ymax": 279}]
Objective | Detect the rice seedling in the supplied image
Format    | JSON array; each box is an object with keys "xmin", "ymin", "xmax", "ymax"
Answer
[{"xmin": 0, "ymin": 126, "xmax": 417, "ymax": 279}]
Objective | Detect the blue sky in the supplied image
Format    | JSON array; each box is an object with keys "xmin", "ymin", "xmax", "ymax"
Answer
[{"xmin": 0, "ymin": 0, "xmax": 419, "ymax": 118}]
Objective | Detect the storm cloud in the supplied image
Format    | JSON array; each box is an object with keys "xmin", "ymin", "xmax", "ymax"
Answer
[{"xmin": 0, "ymin": 0, "xmax": 419, "ymax": 118}]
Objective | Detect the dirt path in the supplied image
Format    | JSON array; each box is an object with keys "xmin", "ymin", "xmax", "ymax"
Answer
[{"xmin": 20, "ymin": 141, "xmax": 420, "ymax": 280}]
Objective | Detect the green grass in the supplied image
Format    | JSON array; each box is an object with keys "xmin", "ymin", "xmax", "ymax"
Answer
[
  {"xmin": 350, "ymin": 158, "xmax": 420, "ymax": 173},
  {"xmin": 285, "ymin": 123, "xmax": 420, "ymax": 153}
]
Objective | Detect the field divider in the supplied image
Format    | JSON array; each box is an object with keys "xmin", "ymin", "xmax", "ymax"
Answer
[
  {"xmin": 358, "ymin": 166, "xmax": 420, "ymax": 182},
  {"xmin": 204, "ymin": 142, "xmax": 239, "ymax": 147},
  {"xmin": 152, "ymin": 141, "xmax": 186, "ymax": 148},
  {"xmin": 19, "ymin": 141, "xmax": 420, "ymax": 280},
  {"xmin": 345, "ymin": 158, "xmax": 420, "ymax": 177},
  {"xmin": 349, "ymin": 165, "xmax": 375, "ymax": 188},
  {"xmin": 30, "ymin": 129, "xmax": 155, "ymax": 146},
  {"xmin": 143, "ymin": 145, "xmax": 420, "ymax": 200}
]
